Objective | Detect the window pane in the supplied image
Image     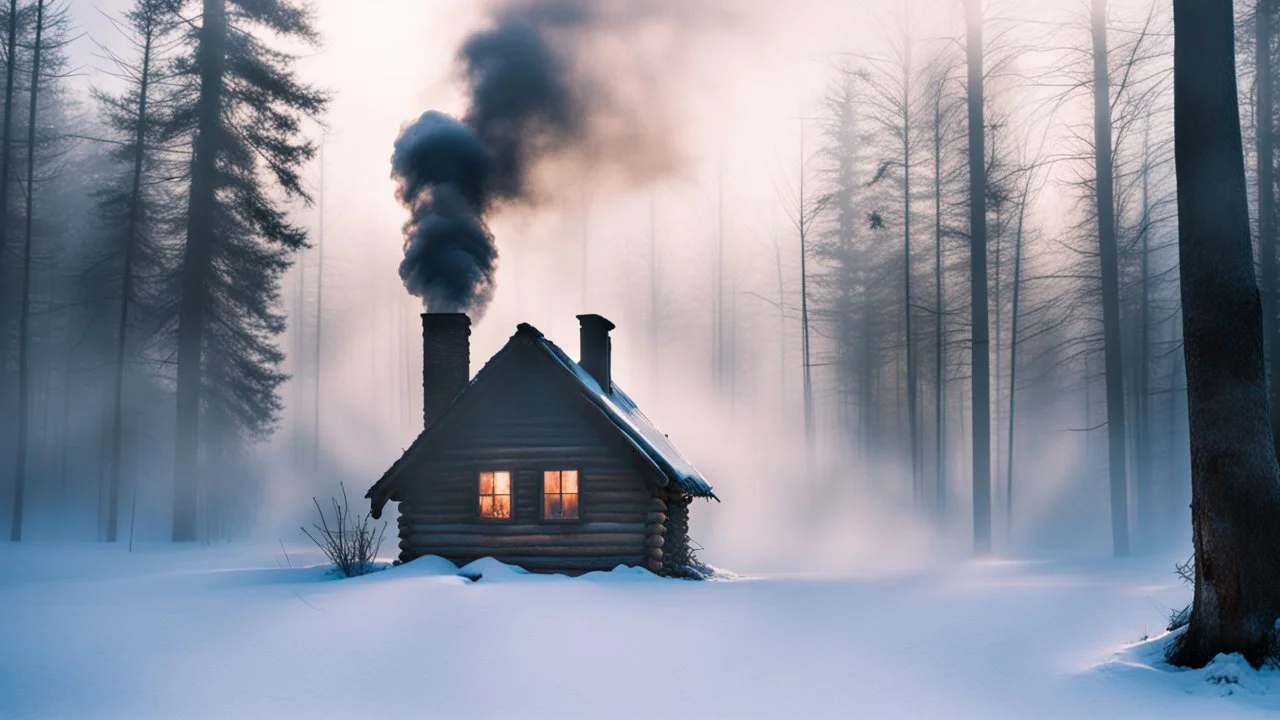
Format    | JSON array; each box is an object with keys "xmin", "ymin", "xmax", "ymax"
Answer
[
  {"xmin": 543, "ymin": 493, "xmax": 554, "ymax": 518},
  {"xmin": 494, "ymin": 471, "xmax": 511, "ymax": 496},
  {"xmin": 548, "ymin": 495, "xmax": 563, "ymax": 519},
  {"xmin": 479, "ymin": 496, "xmax": 494, "ymax": 518},
  {"xmin": 563, "ymin": 493, "xmax": 579, "ymax": 519},
  {"xmin": 479, "ymin": 471, "xmax": 494, "ymax": 496},
  {"xmin": 495, "ymin": 495, "xmax": 511, "ymax": 519},
  {"xmin": 543, "ymin": 470, "xmax": 560, "ymax": 494},
  {"xmin": 562, "ymin": 470, "xmax": 578, "ymax": 495}
]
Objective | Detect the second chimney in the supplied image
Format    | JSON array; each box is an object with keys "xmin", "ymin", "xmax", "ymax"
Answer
[
  {"xmin": 578, "ymin": 313, "xmax": 615, "ymax": 392},
  {"xmin": 422, "ymin": 312, "xmax": 471, "ymax": 428}
]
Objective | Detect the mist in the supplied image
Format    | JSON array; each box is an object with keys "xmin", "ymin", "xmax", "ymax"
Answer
[{"xmin": 2, "ymin": 0, "xmax": 1186, "ymax": 578}]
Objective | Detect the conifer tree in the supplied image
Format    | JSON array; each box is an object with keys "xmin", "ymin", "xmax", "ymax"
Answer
[{"xmin": 168, "ymin": 0, "xmax": 326, "ymax": 540}]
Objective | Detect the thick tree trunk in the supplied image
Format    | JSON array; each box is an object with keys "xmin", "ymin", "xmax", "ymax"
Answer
[
  {"xmin": 11, "ymin": 0, "xmax": 45, "ymax": 542},
  {"xmin": 1258, "ymin": 0, "xmax": 1280, "ymax": 461},
  {"xmin": 965, "ymin": 0, "xmax": 992, "ymax": 554},
  {"xmin": 1092, "ymin": 0, "xmax": 1130, "ymax": 557},
  {"xmin": 108, "ymin": 14, "xmax": 155, "ymax": 543},
  {"xmin": 1170, "ymin": 0, "xmax": 1280, "ymax": 669},
  {"xmin": 173, "ymin": 0, "xmax": 227, "ymax": 542}
]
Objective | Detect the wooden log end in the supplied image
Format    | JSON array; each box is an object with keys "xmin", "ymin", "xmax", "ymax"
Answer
[
  {"xmin": 648, "ymin": 547, "xmax": 664, "ymax": 561},
  {"xmin": 646, "ymin": 535, "xmax": 665, "ymax": 548},
  {"xmin": 645, "ymin": 559, "xmax": 663, "ymax": 574},
  {"xmin": 646, "ymin": 512, "xmax": 668, "ymax": 525}
]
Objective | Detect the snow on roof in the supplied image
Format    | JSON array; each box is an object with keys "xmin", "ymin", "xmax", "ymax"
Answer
[{"xmin": 533, "ymin": 331, "xmax": 717, "ymax": 500}]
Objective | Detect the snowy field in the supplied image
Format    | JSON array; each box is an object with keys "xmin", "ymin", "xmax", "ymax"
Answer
[{"xmin": 1, "ymin": 543, "xmax": 1278, "ymax": 719}]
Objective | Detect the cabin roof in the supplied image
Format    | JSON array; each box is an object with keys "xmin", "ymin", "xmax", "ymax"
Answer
[{"xmin": 366, "ymin": 322, "xmax": 716, "ymax": 518}]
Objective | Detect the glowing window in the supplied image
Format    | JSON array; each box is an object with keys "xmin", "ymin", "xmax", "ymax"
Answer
[
  {"xmin": 543, "ymin": 470, "xmax": 580, "ymax": 520},
  {"xmin": 478, "ymin": 471, "xmax": 512, "ymax": 519}
]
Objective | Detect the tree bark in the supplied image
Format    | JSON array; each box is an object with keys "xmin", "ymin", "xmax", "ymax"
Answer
[
  {"xmin": 1170, "ymin": 0, "xmax": 1280, "ymax": 669},
  {"xmin": 1091, "ymin": 0, "xmax": 1130, "ymax": 557},
  {"xmin": 965, "ymin": 0, "xmax": 992, "ymax": 554},
  {"xmin": 173, "ymin": 0, "xmax": 227, "ymax": 542},
  {"xmin": 1258, "ymin": 0, "xmax": 1280, "ymax": 462}
]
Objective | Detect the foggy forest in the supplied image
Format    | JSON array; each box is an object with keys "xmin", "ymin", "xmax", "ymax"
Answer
[{"xmin": 4, "ymin": 0, "xmax": 1280, "ymax": 717}]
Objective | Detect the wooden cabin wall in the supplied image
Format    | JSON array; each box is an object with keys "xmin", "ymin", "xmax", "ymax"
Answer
[{"xmin": 393, "ymin": 341, "xmax": 663, "ymax": 573}]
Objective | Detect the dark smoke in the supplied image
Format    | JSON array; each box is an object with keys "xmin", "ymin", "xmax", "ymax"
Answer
[
  {"xmin": 392, "ymin": 0, "xmax": 703, "ymax": 316},
  {"xmin": 392, "ymin": 111, "xmax": 496, "ymax": 315}
]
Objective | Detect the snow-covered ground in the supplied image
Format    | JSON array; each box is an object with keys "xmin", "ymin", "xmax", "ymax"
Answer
[{"xmin": 1, "ymin": 543, "xmax": 1277, "ymax": 719}]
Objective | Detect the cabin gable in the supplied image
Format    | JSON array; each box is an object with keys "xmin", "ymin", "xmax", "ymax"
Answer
[{"xmin": 391, "ymin": 336, "xmax": 662, "ymax": 572}]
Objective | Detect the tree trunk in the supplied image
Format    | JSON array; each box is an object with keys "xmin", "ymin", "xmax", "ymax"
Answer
[
  {"xmin": 1170, "ymin": 0, "xmax": 1280, "ymax": 669},
  {"xmin": 902, "ymin": 27, "xmax": 921, "ymax": 510},
  {"xmin": 0, "ymin": 0, "xmax": 15, "ymax": 336},
  {"xmin": 11, "ymin": 0, "xmax": 45, "ymax": 542},
  {"xmin": 933, "ymin": 86, "xmax": 946, "ymax": 520},
  {"xmin": 1092, "ymin": 0, "xmax": 1130, "ymax": 556},
  {"xmin": 2, "ymin": 0, "xmax": 17, "ymax": 540},
  {"xmin": 1136, "ymin": 122, "xmax": 1154, "ymax": 549},
  {"xmin": 173, "ymin": 0, "xmax": 227, "ymax": 542},
  {"xmin": 107, "ymin": 12, "xmax": 156, "ymax": 543},
  {"xmin": 799, "ymin": 128, "xmax": 815, "ymax": 474},
  {"xmin": 965, "ymin": 0, "xmax": 992, "ymax": 554},
  {"xmin": 1258, "ymin": 0, "xmax": 1280, "ymax": 462},
  {"xmin": 1005, "ymin": 175, "xmax": 1029, "ymax": 542}
]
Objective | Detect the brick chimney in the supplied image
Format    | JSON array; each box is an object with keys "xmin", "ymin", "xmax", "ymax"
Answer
[
  {"xmin": 577, "ymin": 313, "xmax": 615, "ymax": 392},
  {"xmin": 422, "ymin": 313, "xmax": 470, "ymax": 428}
]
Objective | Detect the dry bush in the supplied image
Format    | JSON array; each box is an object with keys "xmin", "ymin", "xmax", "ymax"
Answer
[{"xmin": 302, "ymin": 483, "xmax": 387, "ymax": 578}]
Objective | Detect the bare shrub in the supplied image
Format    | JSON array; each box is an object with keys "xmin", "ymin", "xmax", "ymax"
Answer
[
  {"xmin": 1168, "ymin": 554, "xmax": 1195, "ymax": 632},
  {"xmin": 302, "ymin": 483, "xmax": 387, "ymax": 578}
]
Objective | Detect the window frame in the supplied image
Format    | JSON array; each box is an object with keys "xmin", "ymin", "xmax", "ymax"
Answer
[
  {"xmin": 540, "ymin": 469, "xmax": 582, "ymax": 523},
  {"xmin": 476, "ymin": 469, "xmax": 515, "ymax": 522}
]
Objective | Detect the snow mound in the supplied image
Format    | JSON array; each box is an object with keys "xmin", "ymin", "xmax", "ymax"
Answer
[
  {"xmin": 455, "ymin": 557, "xmax": 668, "ymax": 583},
  {"xmin": 1097, "ymin": 628, "xmax": 1280, "ymax": 706}
]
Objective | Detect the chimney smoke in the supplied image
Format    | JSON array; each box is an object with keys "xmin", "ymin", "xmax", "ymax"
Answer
[{"xmin": 392, "ymin": 0, "xmax": 701, "ymax": 318}]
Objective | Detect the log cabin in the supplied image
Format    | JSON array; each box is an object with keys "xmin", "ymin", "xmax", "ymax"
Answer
[{"xmin": 366, "ymin": 312, "xmax": 717, "ymax": 577}]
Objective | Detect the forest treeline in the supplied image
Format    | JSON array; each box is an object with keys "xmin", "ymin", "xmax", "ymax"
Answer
[
  {"xmin": 0, "ymin": 0, "xmax": 324, "ymax": 542},
  {"xmin": 0, "ymin": 0, "xmax": 1277, "ymax": 559},
  {"xmin": 766, "ymin": 0, "xmax": 1276, "ymax": 557}
]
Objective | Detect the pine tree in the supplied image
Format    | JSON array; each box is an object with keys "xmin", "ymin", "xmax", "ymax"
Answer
[{"xmin": 168, "ymin": 0, "xmax": 326, "ymax": 541}]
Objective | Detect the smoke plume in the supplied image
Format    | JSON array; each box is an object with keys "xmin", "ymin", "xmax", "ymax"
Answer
[{"xmin": 392, "ymin": 0, "xmax": 704, "ymax": 317}]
